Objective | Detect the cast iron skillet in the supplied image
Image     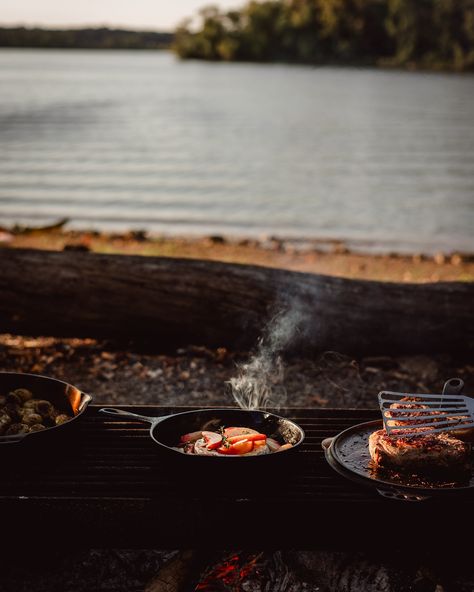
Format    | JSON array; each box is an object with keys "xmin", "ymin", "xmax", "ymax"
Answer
[
  {"xmin": 0, "ymin": 371, "xmax": 92, "ymax": 444},
  {"xmin": 99, "ymin": 407, "xmax": 305, "ymax": 470},
  {"xmin": 322, "ymin": 378, "xmax": 473, "ymax": 501}
]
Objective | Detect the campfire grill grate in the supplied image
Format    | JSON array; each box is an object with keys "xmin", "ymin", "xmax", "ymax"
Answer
[
  {"xmin": 2, "ymin": 406, "xmax": 471, "ymax": 549},
  {"xmin": 0, "ymin": 406, "xmax": 376, "ymax": 499}
]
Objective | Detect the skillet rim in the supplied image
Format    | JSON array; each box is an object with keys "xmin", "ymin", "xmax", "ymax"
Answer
[
  {"xmin": 0, "ymin": 370, "xmax": 92, "ymax": 441},
  {"xmin": 147, "ymin": 407, "xmax": 306, "ymax": 459}
]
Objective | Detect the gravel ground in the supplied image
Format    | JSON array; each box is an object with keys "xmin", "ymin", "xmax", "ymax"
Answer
[{"xmin": 1, "ymin": 334, "xmax": 473, "ymax": 409}]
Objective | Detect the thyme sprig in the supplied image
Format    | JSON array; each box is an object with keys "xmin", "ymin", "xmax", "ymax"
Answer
[{"xmin": 218, "ymin": 426, "xmax": 230, "ymax": 448}]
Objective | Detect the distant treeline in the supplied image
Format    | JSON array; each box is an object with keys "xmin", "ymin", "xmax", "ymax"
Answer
[
  {"xmin": 0, "ymin": 27, "xmax": 173, "ymax": 49},
  {"xmin": 174, "ymin": 0, "xmax": 474, "ymax": 71}
]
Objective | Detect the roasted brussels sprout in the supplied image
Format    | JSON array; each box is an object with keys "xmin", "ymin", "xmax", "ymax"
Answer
[
  {"xmin": 6, "ymin": 391, "xmax": 22, "ymax": 406},
  {"xmin": 0, "ymin": 388, "xmax": 72, "ymax": 437},
  {"xmin": 6, "ymin": 423, "xmax": 29, "ymax": 435},
  {"xmin": 34, "ymin": 400, "xmax": 54, "ymax": 418},
  {"xmin": 11, "ymin": 388, "xmax": 33, "ymax": 403},
  {"xmin": 0, "ymin": 414, "xmax": 12, "ymax": 435},
  {"xmin": 55, "ymin": 414, "xmax": 70, "ymax": 425},
  {"xmin": 23, "ymin": 400, "xmax": 37, "ymax": 410},
  {"xmin": 2, "ymin": 403, "xmax": 20, "ymax": 422},
  {"xmin": 21, "ymin": 412, "xmax": 43, "ymax": 426}
]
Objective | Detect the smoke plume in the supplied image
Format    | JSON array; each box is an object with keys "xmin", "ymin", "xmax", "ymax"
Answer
[{"xmin": 229, "ymin": 304, "xmax": 308, "ymax": 409}]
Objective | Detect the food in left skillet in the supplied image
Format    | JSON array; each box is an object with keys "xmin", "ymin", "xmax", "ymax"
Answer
[
  {"xmin": 176, "ymin": 426, "xmax": 292, "ymax": 456},
  {"xmin": 0, "ymin": 389, "xmax": 72, "ymax": 435}
]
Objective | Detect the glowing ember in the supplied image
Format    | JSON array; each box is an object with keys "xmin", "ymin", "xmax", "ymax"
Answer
[{"xmin": 195, "ymin": 552, "xmax": 262, "ymax": 591}]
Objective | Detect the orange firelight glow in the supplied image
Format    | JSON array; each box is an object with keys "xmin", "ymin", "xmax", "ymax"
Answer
[{"xmin": 195, "ymin": 552, "xmax": 262, "ymax": 590}]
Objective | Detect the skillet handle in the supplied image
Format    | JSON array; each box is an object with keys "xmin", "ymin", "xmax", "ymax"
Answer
[
  {"xmin": 442, "ymin": 378, "xmax": 464, "ymax": 396},
  {"xmin": 99, "ymin": 407, "xmax": 164, "ymax": 425},
  {"xmin": 321, "ymin": 437, "xmax": 333, "ymax": 451}
]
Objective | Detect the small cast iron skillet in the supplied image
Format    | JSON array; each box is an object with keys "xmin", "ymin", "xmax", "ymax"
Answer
[
  {"xmin": 99, "ymin": 407, "xmax": 305, "ymax": 471},
  {"xmin": 0, "ymin": 372, "xmax": 92, "ymax": 444}
]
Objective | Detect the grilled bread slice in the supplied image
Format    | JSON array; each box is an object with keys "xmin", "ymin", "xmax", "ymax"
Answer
[{"xmin": 369, "ymin": 429, "xmax": 471, "ymax": 475}]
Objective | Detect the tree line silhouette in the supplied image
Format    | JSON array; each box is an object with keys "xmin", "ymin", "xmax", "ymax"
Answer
[
  {"xmin": 0, "ymin": 27, "xmax": 173, "ymax": 50},
  {"xmin": 2, "ymin": 1, "xmax": 473, "ymax": 71},
  {"xmin": 173, "ymin": 0, "xmax": 474, "ymax": 71}
]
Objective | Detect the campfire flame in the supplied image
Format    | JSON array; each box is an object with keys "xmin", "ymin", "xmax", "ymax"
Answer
[
  {"xmin": 228, "ymin": 306, "xmax": 307, "ymax": 410},
  {"xmin": 195, "ymin": 552, "xmax": 262, "ymax": 591},
  {"xmin": 195, "ymin": 551, "xmax": 300, "ymax": 592}
]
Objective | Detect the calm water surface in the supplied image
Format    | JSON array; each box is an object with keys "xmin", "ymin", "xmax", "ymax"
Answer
[{"xmin": 1, "ymin": 49, "xmax": 473, "ymax": 253}]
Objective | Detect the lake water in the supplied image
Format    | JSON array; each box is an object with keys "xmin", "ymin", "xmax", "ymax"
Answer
[{"xmin": 1, "ymin": 49, "xmax": 473, "ymax": 254}]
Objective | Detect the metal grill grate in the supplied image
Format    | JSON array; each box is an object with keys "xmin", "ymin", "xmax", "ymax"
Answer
[
  {"xmin": 3, "ymin": 406, "xmax": 465, "ymax": 549},
  {"xmin": 0, "ymin": 406, "xmax": 379, "ymax": 501}
]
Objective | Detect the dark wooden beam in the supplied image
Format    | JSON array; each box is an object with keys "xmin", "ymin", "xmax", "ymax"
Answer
[{"xmin": 0, "ymin": 248, "xmax": 472, "ymax": 354}]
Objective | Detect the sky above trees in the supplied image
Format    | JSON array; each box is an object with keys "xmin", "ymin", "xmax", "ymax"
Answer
[{"xmin": 0, "ymin": 0, "xmax": 242, "ymax": 31}]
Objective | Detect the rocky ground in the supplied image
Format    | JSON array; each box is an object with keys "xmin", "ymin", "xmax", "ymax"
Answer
[{"xmin": 1, "ymin": 334, "xmax": 473, "ymax": 409}]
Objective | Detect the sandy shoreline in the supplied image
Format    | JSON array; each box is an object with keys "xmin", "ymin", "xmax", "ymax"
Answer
[{"xmin": 1, "ymin": 222, "xmax": 473, "ymax": 283}]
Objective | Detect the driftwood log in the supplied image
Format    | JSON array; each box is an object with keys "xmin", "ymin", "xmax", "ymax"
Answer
[{"xmin": 0, "ymin": 248, "xmax": 472, "ymax": 355}]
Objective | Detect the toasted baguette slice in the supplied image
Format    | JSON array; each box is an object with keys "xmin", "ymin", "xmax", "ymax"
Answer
[{"xmin": 369, "ymin": 429, "xmax": 471, "ymax": 475}]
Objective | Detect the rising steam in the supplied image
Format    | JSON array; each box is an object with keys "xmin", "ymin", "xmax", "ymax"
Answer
[{"xmin": 229, "ymin": 305, "xmax": 308, "ymax": 409}]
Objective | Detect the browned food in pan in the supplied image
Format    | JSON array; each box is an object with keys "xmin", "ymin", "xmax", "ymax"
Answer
[
  {"xmin": 369, "ymin": 428, "xmax": 471, "ymax": 476},
  {"xmin": 0, "ymin": 388, "xmax": 72, "ymax": 436},
  {"xmin": 176, "ymin": 426, "xmax": 292, "ymax": 456}
]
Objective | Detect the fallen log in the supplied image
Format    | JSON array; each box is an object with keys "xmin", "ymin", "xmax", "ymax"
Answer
[{"xmin": 0, "ymin": 248, "xmax": 472, "ymax": 355}]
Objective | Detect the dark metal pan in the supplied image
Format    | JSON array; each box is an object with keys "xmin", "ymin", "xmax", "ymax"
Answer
[
  {"xmin": 322, "ymin": 420, "xmax": 474, "ymax": 501},
  {"xmin": 99, "ymin": 407, "xmax": 304, "ymax": 472},
  {"xmin": 322, "ymin": 379, "xmax": 474, "ymax": 501},
  {"xmin": 0, "ymin": 371, "xmax": 92, "ymax": 444}
]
